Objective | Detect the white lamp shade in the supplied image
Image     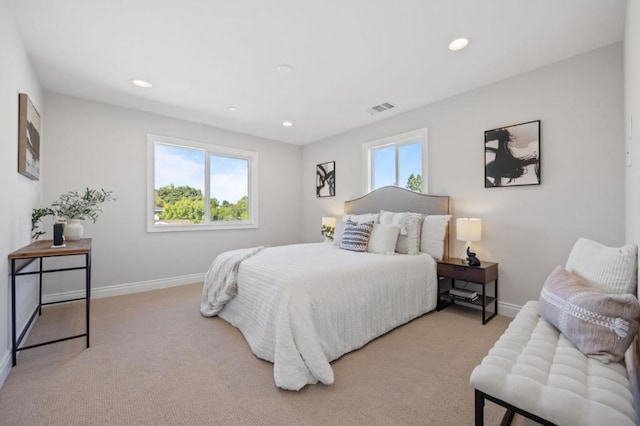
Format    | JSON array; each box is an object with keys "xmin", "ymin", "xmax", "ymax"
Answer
[
  {"xmin": 322, "ymin": 217, "xmax": 336, "ymax": 228},
  {"xmin": 456, "ymin": 218, "xmax": 481, "ymax": 242}
]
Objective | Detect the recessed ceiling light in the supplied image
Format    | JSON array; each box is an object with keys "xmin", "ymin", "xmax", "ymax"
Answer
[
  {"xmin": 282, "ymin": 120, "xmax": 293, "ymax": 127},
  {"xmin": 131, "ymin": 78, "xmax": 153, "ymax": 88},
  {"xmin": 448, "ymin": 37, "xmax": 469, "ymax": 51},
  {"xmin": 277, "ymin": 64, "xmax": 293, "ymax": 74},
  {"xmin": 228, "ymin": 106, "xmax": 236, "ymax": 111}
]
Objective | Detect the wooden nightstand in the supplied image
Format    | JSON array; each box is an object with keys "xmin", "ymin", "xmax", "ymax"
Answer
[{"xmin": 436, "ymin": 258, "xmax": 498, "ymax": 324}]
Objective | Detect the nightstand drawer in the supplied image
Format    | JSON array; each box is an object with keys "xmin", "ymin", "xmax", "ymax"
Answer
[
  {"xmin": 437, "ymin": 261, "xmax": 498, "ymax": 284},
  {"xmin": 438, "ymin": 262, "xmax": 482, "ymax": 282}
]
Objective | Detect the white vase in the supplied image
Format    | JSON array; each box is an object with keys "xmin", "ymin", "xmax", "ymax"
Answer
[{"xmin": 64, "ymin": 219, "xmax": 84, "ymax": 241}]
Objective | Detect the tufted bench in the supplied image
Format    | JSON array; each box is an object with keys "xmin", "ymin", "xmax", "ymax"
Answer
[{"xmin": 470, "ymin": 301, "xmax": 639, "ymax": 426}]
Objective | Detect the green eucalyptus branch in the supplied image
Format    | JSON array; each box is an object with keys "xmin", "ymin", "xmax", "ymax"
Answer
[
  {"xmin": 32, "ymin": 207, "xmax": 54, "ymax": 240},
  {"xmin": 51, "ymin": 188, "xmax": 115, "ymax": 221},
  {"xmin": 31, "ymin": 188, "xmax": 116, "ymax": 240}
]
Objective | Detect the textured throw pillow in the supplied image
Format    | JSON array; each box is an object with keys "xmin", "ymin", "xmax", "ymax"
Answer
[
  {"xmin": 379, "ymin": 210, "xmax": 424, "ymax": 255},
  {"xmin": 332, "ymin": 220, "xmax": 346, "ymax": 247},
  {"xmin": 340, "ymin": 220, "xmax": 374, "ymax": 252},
  {"xmin": 539, "ymin": 266, "xmax": 640, "ymax": 363},
  {"xmin": 420, "ymin": 215, "xmax": 452, "ymax": 260},
  {"xmin": 342, "ymin": 213, "xmax": 379, "ymax": 224},
  {"xmin": 367, "ymin": 224, "xmax": 401, "ymax": 254},
  {"xmin": 565, "ymin": 238, "xmax": 638, "ymax": 294}
]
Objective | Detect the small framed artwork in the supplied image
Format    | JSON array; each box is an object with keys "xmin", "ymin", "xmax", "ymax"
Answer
[
  {"xmin": 485, "ymin": 120, "xmax": 540, "ymax": 188},
  {"xmin": 316, "ymin": 161, "xmax": 335, "ymax": 197},
  {"xmin": 18, "ymin": 93, "xmax": 41, "ymax": 180}
]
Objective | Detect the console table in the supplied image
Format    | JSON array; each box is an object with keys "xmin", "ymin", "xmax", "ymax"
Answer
[{"xmin": 8, "ymin": 238, "xmax": 92, "ymax": 366}]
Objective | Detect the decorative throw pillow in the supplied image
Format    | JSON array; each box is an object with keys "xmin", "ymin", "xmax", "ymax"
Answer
[
  {"xmin": 342, "ymin": 213, "xmax": 379, "ymax": 224},
  {"xmin": 420, "ymin": 215, "xmax": 452, "ymax": 260},
  {"xmin": 379, "ymin": 210, "xmax": 424, "ymax": 255},
  {"xmin": 367, "ymin": 224, "xmax": 401, "ymax": 254},
  {"xmin": 565, "ymin": 238, "xmax": 638, "ymax": 294},
  {"xmin": 333, "ymin": 220, "xmax": 346, "ymax": 247},
  {"xmin": 340, "ymin": 220, "xmax": 374, "ymax": 252},
  {"xmin": 538, "ymin": 266, "xmax": 640, "ymax": 363}
]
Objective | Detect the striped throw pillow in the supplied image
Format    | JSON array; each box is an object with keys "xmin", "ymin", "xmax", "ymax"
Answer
[{"xmin": 340, "ymin": 220, "xmax": 374, "ymax": 252}]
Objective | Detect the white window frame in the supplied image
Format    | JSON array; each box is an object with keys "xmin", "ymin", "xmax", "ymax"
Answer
[
  {"xmin": 147, "ymin": 134, "xmax": 259, "ymax": 233},
  {"xmin": 362, "ymin": 127, "xmax": 428, "ymax": 194}
]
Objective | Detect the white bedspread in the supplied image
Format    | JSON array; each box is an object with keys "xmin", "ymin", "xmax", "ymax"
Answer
[{"xmin": 211, "ymin": 243, "xmax": 437, "ymax": 390}]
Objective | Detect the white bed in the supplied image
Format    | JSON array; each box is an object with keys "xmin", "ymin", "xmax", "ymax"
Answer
[{"xmin": 204, "ymin": 187, "xmax": 451, "ymax": 390}]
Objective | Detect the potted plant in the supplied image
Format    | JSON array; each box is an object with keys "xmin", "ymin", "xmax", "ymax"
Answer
[{"xmin": 32, "ymin": 188, "xmax": 115, "ymax": 241}]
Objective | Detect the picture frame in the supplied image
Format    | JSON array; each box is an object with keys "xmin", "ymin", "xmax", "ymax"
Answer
[
  {"xmin": 485, "ymin": 120, "xmax": 540, "ymax": 188},
  {"xmin": 18, "ymin": 93, "xmax": 41, "ymax": 180},
  {"xmin": 316, "ymin": 161, "xmax": 335, "ymax": 197}
]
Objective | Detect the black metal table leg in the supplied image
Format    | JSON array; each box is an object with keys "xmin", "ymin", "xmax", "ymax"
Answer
[
  {"xmin": 495, "ymin": 278, "xmax": 499, "ymax": 317},
  {"xmin": 11, "ymin": 259, "xmax": 17, "ymax": 367},
  {"xmin": 38, "ymin": 257, "xmax": 43, "ymax": 315},
  {"xmin": 86, "ymin": 252, "xmax": 91, "ymax": 348},
  {"xmin": 482, "ymin": 281, "xmax": 486, "ymax": 324}
]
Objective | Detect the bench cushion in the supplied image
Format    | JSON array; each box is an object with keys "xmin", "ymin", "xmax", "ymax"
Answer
[{"xmin": 470, "ymin": 301, "xmax": 635, "ymax": 425}]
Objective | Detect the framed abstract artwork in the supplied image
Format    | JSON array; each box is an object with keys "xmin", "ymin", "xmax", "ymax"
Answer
[
  {"xmin": 485, "ymin": 120, "xmax": 540, "ymax": 188},
  {"xmin": 316, "ymin": 161, "xmax": 335, "ymax": 197},
  {"xmin": 18, "ymin": 93, "xmax": 41, "ymax": 180}
]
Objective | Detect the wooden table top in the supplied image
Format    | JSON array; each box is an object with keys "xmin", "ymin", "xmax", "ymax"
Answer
[{"xmin": 8, "ymin": 238, "xmax": 92, "ymax": 259}]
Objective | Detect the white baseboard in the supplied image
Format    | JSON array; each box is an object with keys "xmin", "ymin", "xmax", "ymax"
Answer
[
  {"xmin": 0, "ymin": 351, "xmax": 11, "ymax": 389},
  {"xmin": 42, "ymin": 273, "xmax": 205, "ymax": 304},
  {"xmin": 0, "ymin": 307, "xmax": 40, "ymax": 389},
  {"xmin": 497, "ymin": 301, "xmax": 522, "ymax": 318}
]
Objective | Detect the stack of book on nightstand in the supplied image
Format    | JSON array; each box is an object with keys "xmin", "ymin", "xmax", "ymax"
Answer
[{"xmin": 449, "ymin": 287, "xmax": 478, "ymax": 302}]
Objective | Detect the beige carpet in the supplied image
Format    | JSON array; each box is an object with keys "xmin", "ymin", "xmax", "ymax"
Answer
[{"xmin": 0, "ymin": 284, "xmax": 539, "ymax": 425}]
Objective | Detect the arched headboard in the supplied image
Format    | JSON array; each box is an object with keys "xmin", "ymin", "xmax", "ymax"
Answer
[{"xmin": 344, "ymin": 186, "xmax": 451, "ymax": 258}]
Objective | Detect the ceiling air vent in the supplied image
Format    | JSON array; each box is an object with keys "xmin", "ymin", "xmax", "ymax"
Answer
[{"xmin": 367, "ymin": 101, "xmax": 396, "ymax": 115}]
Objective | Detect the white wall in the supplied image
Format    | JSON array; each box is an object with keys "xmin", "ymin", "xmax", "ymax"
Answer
[
  {"xmin": 302, "ymin": 44, "xmax": 625, "ymax": 309},
  {"xmin": 41, "ymin": 92, "xmax": 302, "ymax": 294},
  {"xmin": 0, "ymin": 0, "xmax": 43, "ymax": 383},
  {"xmin": 626, "ymin": 0, "xmax": 640, "ymax": 247}
]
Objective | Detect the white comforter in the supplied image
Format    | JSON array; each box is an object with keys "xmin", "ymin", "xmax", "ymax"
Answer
[{"xmin": 211, "ymin": 243, "xmax": 438, "ymax": 390}]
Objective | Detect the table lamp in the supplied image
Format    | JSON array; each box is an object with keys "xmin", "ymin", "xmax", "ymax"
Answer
[
  {"xmin": 321, "ymin": 217, "xmax": 336, "ymax": 242},
  {"xmin": 456, "ymin": 218, "xmax": 481, "ymax": 260}
]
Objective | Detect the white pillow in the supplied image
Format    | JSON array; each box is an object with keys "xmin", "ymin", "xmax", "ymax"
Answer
[
  {"xmin": 379, "ymin": 211, "xmax": 407, "ymax": 234},
  {"xmin": 333, "ymin": 220, "xmax": 346, "ymax": 246},
  {"xmin": 565, "ymin": 237, "xmax": 638, "ymax": 294},
  {"xmin": 420, "ymin": 215, "xmax": 452, "ymax": 260},
  {"xmin": 379, "ymin": 210, "xmax": 424, "ymax": 255},
  {"xmin": 342, "ymin": 213, "xmax": 379, "ymax": 224},
  {"xmin": 367, "ymin": 224, "xmax": 401, "ymax": 254}
]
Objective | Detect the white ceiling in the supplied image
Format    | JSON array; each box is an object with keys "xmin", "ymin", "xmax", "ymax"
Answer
[{"xmin": 7, "ymin": 0, "xmax": 626, "ymax": 145}]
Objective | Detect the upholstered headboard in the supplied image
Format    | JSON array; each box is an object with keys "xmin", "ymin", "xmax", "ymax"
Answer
[{"xmin": 344, "ymin": 186, "xmax": 451, "ymax": 258}]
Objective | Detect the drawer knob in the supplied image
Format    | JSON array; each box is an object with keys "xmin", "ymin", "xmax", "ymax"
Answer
[{"xmin": 453, "ymin": 265, "xmax": 467, "ymax": 271}]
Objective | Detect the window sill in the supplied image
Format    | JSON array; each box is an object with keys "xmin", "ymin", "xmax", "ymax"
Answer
[{"xmin": 147, "ymin": 221, "xmax": 258, "ymax": 233}]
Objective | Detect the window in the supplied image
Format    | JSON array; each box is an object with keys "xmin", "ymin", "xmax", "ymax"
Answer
[
  {"xmin": 147, "ymin": 134, "xmax": 258, "ymax": 232},
  {"xmin": 362, "ymin": 128, "xmax": 428, "ymax": 193}
]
